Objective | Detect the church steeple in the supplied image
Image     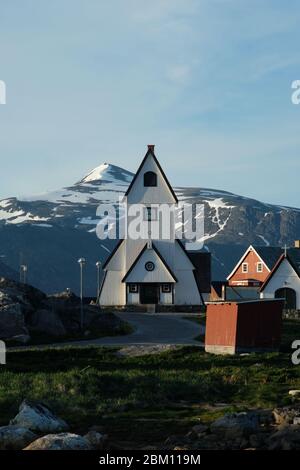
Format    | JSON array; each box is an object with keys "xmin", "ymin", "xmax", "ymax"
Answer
[{"xmin": 124, "ymin": 145, "xmax": 178, "ymax": 204}]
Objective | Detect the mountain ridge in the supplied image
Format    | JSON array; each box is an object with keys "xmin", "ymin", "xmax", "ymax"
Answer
[{"xmin": 0, "ymin": 162, "xmax": 299, "ymax": 294}]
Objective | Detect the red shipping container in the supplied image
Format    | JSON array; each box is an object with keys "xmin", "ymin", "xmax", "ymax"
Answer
[{"xmin": 205, "ymin": 299, "xmax": 283, "ymax": 355}]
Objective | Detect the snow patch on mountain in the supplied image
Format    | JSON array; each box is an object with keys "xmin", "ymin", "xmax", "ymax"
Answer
[
  {"xmin": 0, "ymin": 207, "xmax": 50, "ymax": 224},
  {"xmin": 80, "ymin": 163, "xmax": 110, "ymax": 183},
  {"xmin": 258, "ymin": 234, "xmax": 270, "ymax": 246}
]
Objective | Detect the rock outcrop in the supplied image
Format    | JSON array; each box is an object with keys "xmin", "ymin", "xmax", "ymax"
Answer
[
  {"xmin": 29, "ymin": 309, "xmax": 66, "ymax": 337},
  {"xmin": 0, "ymin": 425, "xmax": 37, "ymax": 450},
  {"xmin": 210, "ymin": 411, "xmax": 259, "ymax": 438},
  {"xmin": 10, "ymin": 400, "xmax": 69, "ymax": 434},
  {"xmin": 0, "ymin": 279, "xmax": 128, "ymax": 344},
  {"xmin": 24, "ymin": 433, "xmax": 91, "ymax": 450},
  {"xmin": 164, "ymin": 407, "xmax": 300, "ymax": 450}
]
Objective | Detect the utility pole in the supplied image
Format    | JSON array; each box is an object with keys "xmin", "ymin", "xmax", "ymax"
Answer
[
  {"xmin": 78, "ymin": 258, "xmax": 86, "ymax": 331},
  {"xmin": 20, "ymin": 264, "xmax": 28, "ymax": 284},
  {"xmin": 96, "ymin": 261, "xmax": 101, "ymax": 300}
]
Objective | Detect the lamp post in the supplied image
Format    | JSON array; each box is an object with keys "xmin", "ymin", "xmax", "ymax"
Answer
[
  {"xmin": 20, "ymin": 264, "xmax": 28, "ymax": 284},
  {"xmin": 78, "ymin": 258, "xmax": 86, "ymax": 331},
  {"xmin": 96, "ymin": 261, "xmax": 101, "ymax": 300}
]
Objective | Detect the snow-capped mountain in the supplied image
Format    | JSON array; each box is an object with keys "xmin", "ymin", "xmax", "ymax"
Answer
[
  {"xmin": 0, "ymin": 163, "xmax": 133, "ymax": 229},
  {"xmin": 0, "ymin": 162, "xmax": 300, "ymax": 293}
]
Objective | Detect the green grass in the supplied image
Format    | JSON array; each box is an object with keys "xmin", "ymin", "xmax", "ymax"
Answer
[
  {"xmin": 2, "ymin": 332, "xmax": 300, "ymax": 446},
  {"xmin": 281, "ymin": 318, "xmax": 300, "ymax": 351}
]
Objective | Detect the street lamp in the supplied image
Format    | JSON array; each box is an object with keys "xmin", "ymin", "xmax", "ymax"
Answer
[
  {"xmin": 96, "ymin": 261, "xmax": 102, "ymax": 300},
  {"xmin": 78, "ymin": 258, "xmax": 86, "ymax": 330},
  {"xmin": 20, "ymin": 264, "xmax": 28, "ymax": 284}
]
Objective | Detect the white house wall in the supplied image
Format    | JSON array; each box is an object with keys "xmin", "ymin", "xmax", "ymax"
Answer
[{"xmin": 260, "ymin": 258, "xmax": 300, "ymax": 309}]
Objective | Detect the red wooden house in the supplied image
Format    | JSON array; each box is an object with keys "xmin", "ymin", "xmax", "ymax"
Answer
[{"xmin": 227, "ymin": 245, "xmax": 283, "ymax": 287}]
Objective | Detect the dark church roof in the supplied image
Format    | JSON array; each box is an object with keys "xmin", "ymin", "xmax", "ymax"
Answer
[{"xmin": 187, "ymin": 251, "xmax": 211, "ymax": 293}]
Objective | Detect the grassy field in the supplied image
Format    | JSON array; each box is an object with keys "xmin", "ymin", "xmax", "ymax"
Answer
[{"xmin": 1, "ymin": 319, "xmax": 300, "ymax": 447}]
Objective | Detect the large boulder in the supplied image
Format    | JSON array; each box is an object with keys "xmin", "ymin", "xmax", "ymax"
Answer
[
  {"xmin": 0, "ymin": 425, "xmax": 37, "ymax": 450},
  {"xmin": 84, "ymin": 431, "xmax": 107, "ymax": 450},
  {"xmin": 0, "ymin": 278, "xmax": 48, "ymax": 341},
  {"xmin": 28, "ymin": 309, "xmax": 66, "ymax": 337},
  {"xmin": 0, "ymin": 303, "xmax": 29, "ymax": 339},
  {"xmin": 24, "ymin": 433, "xmax": 91, "ymax": 450},
  {"xmin": 0, "ymin": 278, "xmax": 46, "ymax": 313},
  {"xmin": 268, "ymin": 425, "xmax": 300, "ymax": 450},
  {"xmin": 210, "ymin": 412, "xmax": 259, "ymax": 438},
  {"xmin": 10, "ymin": 400, "xmax": 69, "ymax": 433}
]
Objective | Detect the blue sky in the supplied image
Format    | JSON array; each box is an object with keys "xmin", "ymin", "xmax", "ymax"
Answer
[{"xmin": 0, "ymin": 0, "xmax": 300, "ymax": 206}]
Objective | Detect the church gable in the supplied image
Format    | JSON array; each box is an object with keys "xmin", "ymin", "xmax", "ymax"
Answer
[
  {"xmin": 125, "ymin": 146, "xmax": 178, "ymax": 205},
  {"xmin": 122, "ymin": 243, "xmax": 177, "ymax": 283}
]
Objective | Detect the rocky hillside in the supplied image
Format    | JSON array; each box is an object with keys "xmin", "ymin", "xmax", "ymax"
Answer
[
  {"xmin": 0, "ymin": 162, "xmax": 299, "ymax": 292},
  {"xmin": 0, "ymin": 278, "xmax": 128, "ymax": 344}
]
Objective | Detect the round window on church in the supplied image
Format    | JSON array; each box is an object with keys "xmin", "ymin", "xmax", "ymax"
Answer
[{"xmin": 145, "ymin": 261, "xmax": 155, "ymax": 272}]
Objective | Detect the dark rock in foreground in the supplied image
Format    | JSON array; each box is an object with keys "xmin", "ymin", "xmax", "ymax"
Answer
[{"xmin": 0, "ymin": 278, "xmax": 127, "ymax": 344}]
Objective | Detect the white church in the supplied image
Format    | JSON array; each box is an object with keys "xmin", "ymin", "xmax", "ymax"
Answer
[{"xmin": 99, "ymin": 145, "xmax": 208, "ymax": 307}]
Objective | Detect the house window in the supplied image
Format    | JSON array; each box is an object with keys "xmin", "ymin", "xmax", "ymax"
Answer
[
  {"xmin": 257, "ymin": 262, "xmax": 263, "ymax": 273},
  {"xmin": 162, "ymin": 284, "xmax": 171, "ymax": 293},
  {"xmin": 129, "ymin": 284, "xmax": 138, "ymax": 293},
  {"xmin": 144, "ymin": 206, "xmax": 158, "ymax": 221},
  {"xmin": 144, "ymin": 171, "xmax": 157, "ymax": 187},
  {"xmin": 242, "ymin": 262, "xmax": 248, "ymax": 273}
]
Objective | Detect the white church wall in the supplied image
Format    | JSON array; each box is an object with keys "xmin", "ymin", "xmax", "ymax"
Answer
[
  {"xmin": 100, "ymin": 271, "xmax": 126, "ymax": 306},
  {"xmin": 174, "ymin": 269, "xmax": 201, "ymax": 305},
  {"xmin": 260, "ymin": 258, "xmax": 300, "ymax": 309},
  {"xmin": 125, "ymin": 238, "xmax": 145, "ymax": 271},
  {"xmin": 126, "ymin": 155, "xmax": 176, "ymax": 205},
  {"xmin": 127, "ymin": 290, "xmax": 140, "ymax": 305},
  {"xmin": 155, "ymin": 240, "xmax": 195, "ymax": 271},
  {"xmin": 160, "ymin": 290, "xmax": 173, "ymax": 304},
  {"xmin": 125, "ymin": 247, "xmax": 175, "ymax": 283},
  {"xmin": 105, "ymin": 241, "xmax": 126, "ymax": 271}
]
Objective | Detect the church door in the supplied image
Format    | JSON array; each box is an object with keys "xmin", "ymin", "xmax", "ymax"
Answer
[
  {"xmin": 140, "ymin": 284, "xmax": 159, "ymax": 304},
  {"xmin": 275, "ymin": 287, "xmax": 297, "ymax": 309}
]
